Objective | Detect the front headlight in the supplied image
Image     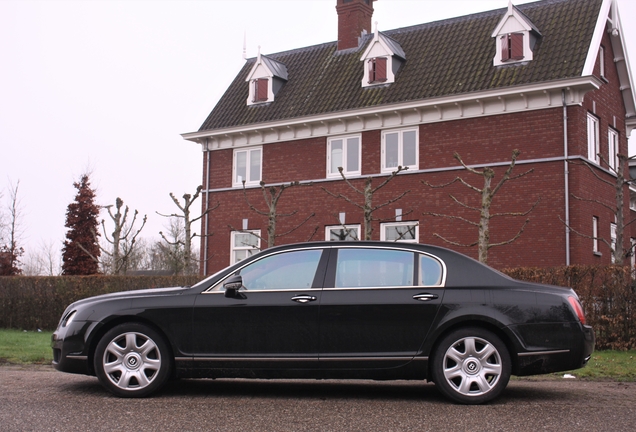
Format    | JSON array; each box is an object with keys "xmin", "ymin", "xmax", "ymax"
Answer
[{"xmin": 63, "ymin": 310, "xmax": 77, "ymax": 327}]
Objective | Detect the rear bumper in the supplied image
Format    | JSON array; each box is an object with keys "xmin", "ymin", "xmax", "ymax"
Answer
[{"xmin": 515, "ymin": 323, "xmax": 594, "ymax": 376}]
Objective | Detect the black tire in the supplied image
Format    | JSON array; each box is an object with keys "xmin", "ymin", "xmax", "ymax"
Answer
[
  {"xmin": 431, "ymin": 327, "xmax": 511, "ymax": 404},
  {"xmin": 94, "ymin": 323, "xmax": 172, "ymax": 398}
]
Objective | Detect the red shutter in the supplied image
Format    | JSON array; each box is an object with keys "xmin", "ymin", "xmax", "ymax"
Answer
[
  {"xmin": 375, "ymin": 57, "xmax": 387, "ymax": 82},
  {"xmin": 255, "ymin": 78, "xmax": 268, "ymax": 102},
  {"xmin": 511, "ymin": 33, "xmax": 524, "ymax": 60},
  {"xmin": 501, "ymin": 35, "xmax": 510, "ymax": 61},
  {"xmin": 368, "ymin": 59, "xmax": 375, "ymax": 83}
]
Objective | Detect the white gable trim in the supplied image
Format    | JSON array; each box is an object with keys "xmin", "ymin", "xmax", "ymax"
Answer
[
  {"xmin": 582, "ymin": 0, "xmax": 636, "ymax": 118},
  {"xmin": 491, "ymin": 1, "xmax": 534, "ymax": 37},
  {"xmin": 582, "ymin": 0, "xmax": 613, "ymax": 76}
]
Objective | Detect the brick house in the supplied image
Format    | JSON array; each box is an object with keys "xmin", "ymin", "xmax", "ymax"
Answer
[{"xmin": 182, "ymin": 0, "xmax": 636, "ymax": 275}]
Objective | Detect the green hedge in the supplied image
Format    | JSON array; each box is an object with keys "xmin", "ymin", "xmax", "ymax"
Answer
[
  {"xmin": 1, "ymin": 266, "xmax": 635, "ymax": 350},
  {"xmin": 0, "ymin": 276, "xmax": 200, "ymax": 331},
  {"xmin": 503, "ymin": 265, "xmax": 636, "ymax": 350}
]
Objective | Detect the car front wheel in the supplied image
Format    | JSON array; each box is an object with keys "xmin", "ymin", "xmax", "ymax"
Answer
[
  {"xmin": 431, "ymin": 327, "xmax": 511, "ymax": 404},
  {"xmin": 94, "ymin": 323, "xmax": 171, "ymax": 398}
]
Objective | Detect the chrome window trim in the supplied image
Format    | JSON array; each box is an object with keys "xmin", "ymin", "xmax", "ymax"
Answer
[
  {"xmin": 517, "ymin": 349, "xmax": 570, "ymax": 357},
  {"xmin": 203, "ymin": 244, "xmax": 447, "ymax": 293},
  {"xmin": 178, "ymin": 356, "xmax": 428, "ymax": 362},
  {"xmin": 322, "ymin": 286, "xmax": 442, "ymax": 291},
  {"xmin": 203, "ymin": 288, "xmax": 318, "ymax": 294}
]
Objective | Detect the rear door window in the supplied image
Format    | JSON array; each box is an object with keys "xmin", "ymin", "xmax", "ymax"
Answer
[{"xmin": 335, "ymin": 248, "xmax": 414, "ymax": 288}]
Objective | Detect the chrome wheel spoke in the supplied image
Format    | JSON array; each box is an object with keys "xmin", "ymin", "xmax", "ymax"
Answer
[
  {"xmin": 482, "ymin": 362, "xmax": 502, "ymax": 376},
  {"xmin": 458, "ymin": 376, "xmax": 474, "ymax": 394},
  {"xmin": 106, "ymin": 340, "xmax": 127, "ymax": 359},
  {"xmin": 125, "ymin": 333, "xmax": 138, "ymax": 351},
  {"xmin": 139, "ymin": 339, "xmax": 156, "ymax": 357},
  {"xmin": 142, "ymin": 357, "xmax": 161, "ymax": 371},
  {"xmin": 478, "ymin": 343, "xmax": 497, "ymax": 362},
  {"xmin": 474, "ymin": 374, "xmax": 494, "ymax": 392},
  {"xmin": 103, "ymin": 359, "xmax": 124, "ymax": 375},
  {"xmin": 443, "ymin": 363, "xmax": 463, "ymax": 381},
  {"xmin": 447, "ymin": 347, "xmax": 465, "ymax": 364},
  {"xmin": 463, "ymin": 337, "xmax": 477, "ymax": 357}
]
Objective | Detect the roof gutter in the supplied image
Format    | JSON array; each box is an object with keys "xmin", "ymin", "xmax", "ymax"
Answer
[{"xmin": 182, "ymin": 76, "xmax": 602, "ymax": 146}]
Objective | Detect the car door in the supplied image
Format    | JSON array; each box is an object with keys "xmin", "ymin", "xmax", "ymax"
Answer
[
  {"xmin": 318, "ymin": 246, "xmax": 445, "ymax": 369},
  {"xmin": 191, "ymin": 247, "xmax": 328, "ymax": 371}
]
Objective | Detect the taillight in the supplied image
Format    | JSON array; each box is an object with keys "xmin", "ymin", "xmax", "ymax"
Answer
[{"xmin": 567, "ymin": 296, "xmax": 586, "ymax": 325}]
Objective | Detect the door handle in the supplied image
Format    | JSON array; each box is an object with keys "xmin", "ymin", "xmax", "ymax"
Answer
[
  {"xmin": 291, "ymin": 295, "xmax": 317, "ymax": 303},
  {"xmin": 413, "ymin": 293, "xmax": 439, "ymax": 301}
]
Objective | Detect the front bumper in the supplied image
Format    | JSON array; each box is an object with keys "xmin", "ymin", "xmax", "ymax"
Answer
[{"xmin": 51, "ymin": 320, "xmax": 101, "ymax": 376}]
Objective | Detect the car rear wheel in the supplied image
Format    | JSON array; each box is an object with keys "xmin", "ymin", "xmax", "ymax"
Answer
[
  {"xmin": 431, "ymin": 327, "xmax": 510, "ymax": 404},
  {"xmin": 94, "ymin": 323, "xmax": 171, "ymax": 398}
]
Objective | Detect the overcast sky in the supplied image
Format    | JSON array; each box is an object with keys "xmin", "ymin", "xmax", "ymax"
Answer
[{"xmin": 1, "ymin": 0, "xmax": 635, "ymax": 270}]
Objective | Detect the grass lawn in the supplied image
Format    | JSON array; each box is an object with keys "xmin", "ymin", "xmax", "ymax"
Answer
[
  {"xmin": 0, "ymin": 328, "xmax": 53, "ymax": 365},
  {"xmin": 0, "ymin": 328, "xmax": 634, "ymax": 381},
  {"xmin": 559, "ymin": 350, "xmax": 636, "ymax": 381}
]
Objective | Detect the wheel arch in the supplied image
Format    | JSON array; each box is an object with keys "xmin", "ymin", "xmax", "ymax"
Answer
[
  {"xmin": 86, "ymin": 316, "xmax": 176, "ymax": 377},
  {"xmin": 424, "ymin": 318, "xmax": 523, "ymax": 377}
]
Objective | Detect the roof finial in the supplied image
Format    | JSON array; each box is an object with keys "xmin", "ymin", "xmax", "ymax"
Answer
[
  {"xmin": 508, "ymin": 0, "xmax": 514, "ymax": 15},
  {"xmin": 242, "ymin": 31, "xmax": 247, "ymax": 60}
]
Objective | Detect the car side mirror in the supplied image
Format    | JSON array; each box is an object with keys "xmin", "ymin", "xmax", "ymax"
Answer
[{"xmin": 224, "ymin": 274, "xmax": 244, "ymax": 298}]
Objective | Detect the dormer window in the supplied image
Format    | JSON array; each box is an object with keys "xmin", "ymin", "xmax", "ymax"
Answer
[
  {"xmin": 368, "ymin": 57, "xmax": 387, "ymax": 83},
  {"xmin": 360, "ymin": 25, "xmax": 405, "ymax": 88},
  {"xmin": 492, "ymin": 2, "xmax": 541, "ymax": 66},
  {"xmin": 245, "ymin": 51, "xmax": 288, "ymax": 106},
  {"xmin": 501, "ymin": 33, "xmax": 524, "ymax": 62}
]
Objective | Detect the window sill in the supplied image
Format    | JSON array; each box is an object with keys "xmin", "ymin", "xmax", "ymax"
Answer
[{"xmin": 593, "ymin": 251, "xmax": 602, "ymax": 257}]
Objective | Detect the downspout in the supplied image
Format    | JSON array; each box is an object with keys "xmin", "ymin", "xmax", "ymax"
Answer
[
  {"xmin": 562, "ymin": 90, "xmax": 571, "ymax": 265},
  {"xmin": 203, "ymin": 140, "xmax": 211, "ymax": 275}
]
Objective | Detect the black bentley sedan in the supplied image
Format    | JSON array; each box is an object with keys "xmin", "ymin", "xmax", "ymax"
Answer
[{"xmin": 52, "ymin": 241, "xmax": 594, "ymax": 404}]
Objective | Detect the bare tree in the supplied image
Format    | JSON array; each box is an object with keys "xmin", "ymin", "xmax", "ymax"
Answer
[
  {"xmin": 423, "ymin": 150, "xmax": 537, "ymax": 264},
  {"xmin": 97, "ymin": 197, "xmax": 147, "ymax": 275},
  {"xmin": 567, "ymin": 153, "xmax": 636, "ymax": 265},
  {"xmin": 22, "ymin": 240, "xmax": 61, "ymax": 276},
  {"xmin": 157, "ymin": 186, "xmax": 218, "ymax": 274},
  {"xmin": 323, "ymin": 166, "xmax": 410, "ymax": 240},
  {"xmin": 0, "ymin": 180, "xmax": 24, "ymax": 276},
  {"xmin": 233, "ymin": 181, "xmax": 317, "ymax": 248}
]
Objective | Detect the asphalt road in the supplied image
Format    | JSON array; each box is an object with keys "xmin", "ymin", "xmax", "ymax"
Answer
[{"xmin": 1, "ymin": 365, "xmax": 635, "ymax": 432}]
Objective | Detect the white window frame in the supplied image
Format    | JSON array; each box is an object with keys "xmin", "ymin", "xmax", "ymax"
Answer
[
  {"xmin": 608, "ymin": 128, "xmax": 619, "ymax": 172},
  {"xmin": 233, "ymin": 147, "xmax": 262, "ymax": 187},
  {"xmin": 325, "ymin": 224, "xmax": 361, "ymax": 241},
  {"xmin": 611, "ymin": 222, "xmax": 617, "ymax": 263},
  {"xmin": 327, "ymin": 134, "xmax": 361, "ymax": 178},
  {"xmin": 230, "ymin": 230, "xmax": 261, "ymax": 265},
  {"xmin": 380, "ymin": 221, "xmax": 419, "ymax": 243},
  {"xmin": 592, "ymin": 216, "xmax": 599, "ymax": 254},
  {"xmin": 599, "ymin": 45, "xmax": 606, "ymax": 80},
  {"xmin": 381, "ymin": 128, "xmax": 419, "ymax": 173},
  {"xmin": 587, "ymin": 113, "xmax": 600, "ymax": 164}
]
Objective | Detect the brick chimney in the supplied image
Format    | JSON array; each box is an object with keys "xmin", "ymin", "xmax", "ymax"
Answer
[{"xmin": 336, "ymin": 0, "xmax": 375, "ymax": 51}]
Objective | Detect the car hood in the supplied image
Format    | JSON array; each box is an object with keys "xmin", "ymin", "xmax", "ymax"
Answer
[{"xmin": 69, "ymin": 286, "xmax": 190, "ymax": 309}]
